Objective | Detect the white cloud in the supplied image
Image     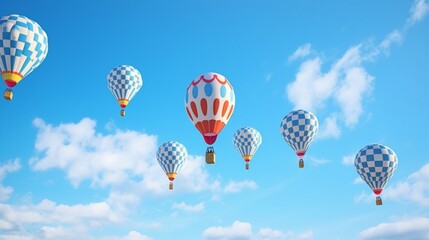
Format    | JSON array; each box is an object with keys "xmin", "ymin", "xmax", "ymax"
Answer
[
  {"xmin": 286, "ymin": 0, "xmax": 429, "ymax": 139},
  {"xmin": 0, "ymin": 199, "xmax": 120, "ymax": 240},
  {"xmin": 120, "ymin": 231, "xmax": 153, "ymax": 240},
  {"xmin": 29, "ymin": 118, "xmax": 216, "ymax": 200},
  {"xmin": 2, "ymin": 118, "xmax": 223, "ymax": 239},
  {"xmin": 38, "ymin": 226, "xmax": 88, "ymax": 240},
  {"xmin": 286, "ymin": 57, "xmax": 337, "ymax": 113},
  {"xmin": 359, "ymin": 217, "xmax": 429, "ymax": 240},
  {"xmin": 286, "ymin": 45, "xmax": 374, "ymax": 136},
  {"xmin": 383, "ymin": 162, "xmax": 429, "ymax": 206},
  {"xmin": 224, "ymin": 180, "xmax": 257, "ymax": 193},
  {"xmin": 353, "ymin": 177, "xmax": 364, "ymax": 185},
  {"xmin": 203, "ymin": 221, "xmax": 313, "ymax": 240},
  {"xmin": 0, "ymin": 159, "xmax": 21, "ymax": 202},
  {"xmin": 203, "ymin": 221, "xmax": 253, "ymax": 240},
  {"xmin": 0, "ymin": 199, "xmax": 120, "ymax": 226},
  {"xmin": 30, "ymin": 118, "xmax": 157, "ymax": 188},
  {"xmin": 342, "ymin": 154, "xmax": 355, "ymax": 165},
  {"xmin": 317, "ymin": 115, "xmax": 341, "ymax": 139},
  {"xmin": 288, "ymin": 43, "xmax": 312, "ymax": 62},
  {"xmin": 172, "ymin": 201, "xmax": 204, "ymax": 212},
  {"xmin": 257, "ymin": 228, "xmax": 289, "ymax": 240},
  {"xmin": 307, "ymin": 157, "xmax": 330, "ymax": 166},
  {"xmin": 379, "ymin": 30, "xmax": 403, "ymax": 55},
  {"xmin": 408, "ymin": 0, "xmax": 429, "ymax": 24},
  {"xmin": 335, "ymin": 66, "xmax": 374, "ymax": 127}
]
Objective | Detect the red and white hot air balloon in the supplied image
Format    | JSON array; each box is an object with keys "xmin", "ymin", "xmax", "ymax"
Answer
[{"xmin": 185, "ymin": 72, "xmax": 235, "ymax": 164}]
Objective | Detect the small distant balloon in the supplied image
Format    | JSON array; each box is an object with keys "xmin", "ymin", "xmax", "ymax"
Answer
[
  {"xmin": 280, "ymin": 109, "xmax": 318, "ymax": 168},
  {"xmin": 156, "ymin": 141, "xmax": 187, "ymax": 190},
  {"xmin": 354, "ymin": 144, "xmax": 398, "ymax": 206},
  {"xmin": 233, "ymin": 127, "xmax": 262, "ymax": 170},
  {"xmin": 185, "ymin": 72, "xmax": 235, "ymax": 164},
  {"xmin": 107, "ymin": 65, "xmax": 143, "ymax": 117},
  {"xmin": 0, "ymin": 14, "xmax": 49, "ymax": 100}
]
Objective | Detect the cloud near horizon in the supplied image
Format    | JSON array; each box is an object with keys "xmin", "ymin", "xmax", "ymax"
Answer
[
  {"xmin": 359, "ymin": 217, "xmax": 429, "ymax": 240},
  {"xmin": 202, "ymin": 220, "xmax": 313, "ymax": 240}
]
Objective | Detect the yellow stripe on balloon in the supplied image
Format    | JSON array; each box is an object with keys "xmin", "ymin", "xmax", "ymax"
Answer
[
  {"xmin": 117, "ymin": 99, "xmax": 129, "ymax": 107},
  {"xmin": 1, "ymin": 71, "xmax": 23, "ymax": 84}
]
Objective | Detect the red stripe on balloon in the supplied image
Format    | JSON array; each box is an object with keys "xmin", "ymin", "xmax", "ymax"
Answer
[
  {"xmin": 221, "ymin": 100, "xmax": 229, "ymax": 117},
  {"xmin": 213, "ymin": 98, "xmax": 220, "ymax": 115},
  {"xmin": 191, "ymin": 101, "xmax": 198, "ymax": 118},
  {"xmin": 201, "ymin": 98, "xmax": 208, "ymax": 116}
]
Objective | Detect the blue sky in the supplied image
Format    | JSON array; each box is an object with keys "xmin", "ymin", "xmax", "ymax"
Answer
[{"xmin": 1, "ymin": 0, "xmax": 429, "ymax": 239}]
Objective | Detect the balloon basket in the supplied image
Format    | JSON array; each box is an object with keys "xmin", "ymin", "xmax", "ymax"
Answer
[
  {"xmin": 120, "ymin": 109, "xmax": 125, "ymax": 117},
  {"xmin": 4, "ymin": 89, "xmax": 12, "ymax": 101},
  {"xmin": 205, "ymin": 147, "xmax": 216, "ymax": 164},
  {"xmin": 376, "ymin": 196, "xmax": 382, "ymax": 206},
  {"xmin": 245, "ymin": 163, "xmax": 249, "ymax": 170},
  {"xmin": 169, "ymin": 182, "xmax": 173, "ymax": 190},
  {"xmin": 299, "ymin": 159, "xmax": 304, "ymax": 168}
]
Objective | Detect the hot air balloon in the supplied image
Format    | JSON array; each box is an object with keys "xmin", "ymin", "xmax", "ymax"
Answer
[
  {"xmin": 107, "ymin": 65, "xmax": 143, "ymax": 116},
  {"xmin": 280, "ymin": 109, "xmax": 318, "ymax": 168},
  {"xmin": 354, "ymin": 144, "xmax": 398, "ymax": 206},
  {"xmin": 0, "ymin": 14, "xmax": 48, "ymax": 100},
  {"xmin": 233, "ymin": 127, "xmax": 262, "ymax": 170},
  {"xmin": 185, "ymin": 72, "xmax": 235, "ymax": 164},
  {"xmin": 156, "ymin": 141, "xmax": 187, "ymax": 190}
]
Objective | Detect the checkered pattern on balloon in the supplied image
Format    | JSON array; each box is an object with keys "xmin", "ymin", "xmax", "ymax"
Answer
[
  {"xmin": 107, "ymin": 65, "xmax": 143, "ymax": 116},
  {"xmin": 233, "ymin": 127, "xmax": 262, "ymax": 170},
  {"xmin": 354, "ymin": 144, "xmax": 398, "ymax": 205},
  {"xmin": 185, "ymin": 72, "xmax": 235, "ymax": 164},
  {"xmin": 0, "ymin": 14, "xmax": 48, "ymax": 100},
  {"xmin": 280, "ymin": 109, "xmax": 318, "ymax": 168},
  {"xmin": 156, "ymin": 141, "xmax": 188, "ymax": 190}
]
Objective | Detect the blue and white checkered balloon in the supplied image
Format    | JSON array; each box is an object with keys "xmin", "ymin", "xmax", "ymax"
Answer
[
  {"xmin": 0, "ymin": 14, "xmax": 48, "ymax": 86},
  {"xmin": 354, "ymin": 144, "xmax": 398, "ymax": 196},
  {"xmin": 233, "ymin": 127, "xmax": 262, "ymax": 161},
  {"xmin": 280, "ymin": 109, "xmax": 318, "ymax": 158},
  {"xmin": 157, "ymin": 141, "xmax": 187, "ymax": 180},
  {"xmin": 107, "ymin": 65, "xmax": 143, "ymax": 107}
]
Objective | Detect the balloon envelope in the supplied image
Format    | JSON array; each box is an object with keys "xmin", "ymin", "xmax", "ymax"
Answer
[
  {"xmin": 280, "ymin": 109, "xmax": 318, "ymax": 158},
  {"xmin": 107, "ymin": 65, "xmax": 143, "ymax": 109},
  {"xmin": 233, "ymin": 127, "xmax": 262, "ymax": 162},
  {"xmin": 0, "ymin": 14, "xmax": 48, "ymax": 88},
  {"xmin": 156, "ymin": 141, "xmax": 187, "ymax": 181},
  {"xmin": 185, "ymin": 72, "xmax": 235, "ymax": 145},
  {"xmin": 354, "ymin": 144, "xmax": 398, "ymax": 195}
]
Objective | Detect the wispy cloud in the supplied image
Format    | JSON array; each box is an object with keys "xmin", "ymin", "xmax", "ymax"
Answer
[
  {"xmin": 286, "ymin": 0, "xmax": 428, "ymax": 139},
  {"xmin": 172, "ymin": 202, "xmax": 205, "ymax": 213},
  {"xmin": 203, "ymin": 221, "xmax": 313, "ymax": 240},
  {"xmin": 342, "ymin": 154, "xmax": 355, "ymax": 165},
  {"xmin": 317, "ymin": 115, "xmax": 341, "ymax": 139},
  {"xmin": 408, "ymin": 0, "xmax": 429, "ymax": 25},
  {"xmin": 224, "ymin": 180, "xmax": 257, "ymax": 193},
  {"xmin": 0, "ymin": 159, "xmax": 20, "ymax": 202},
  {"xmin": 359, "ymin": 217, "xmax": 429, "ymax": 240},
  {"xmin": 288, "ymin": 43, "xmax": 312, "ymax": 62}
]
